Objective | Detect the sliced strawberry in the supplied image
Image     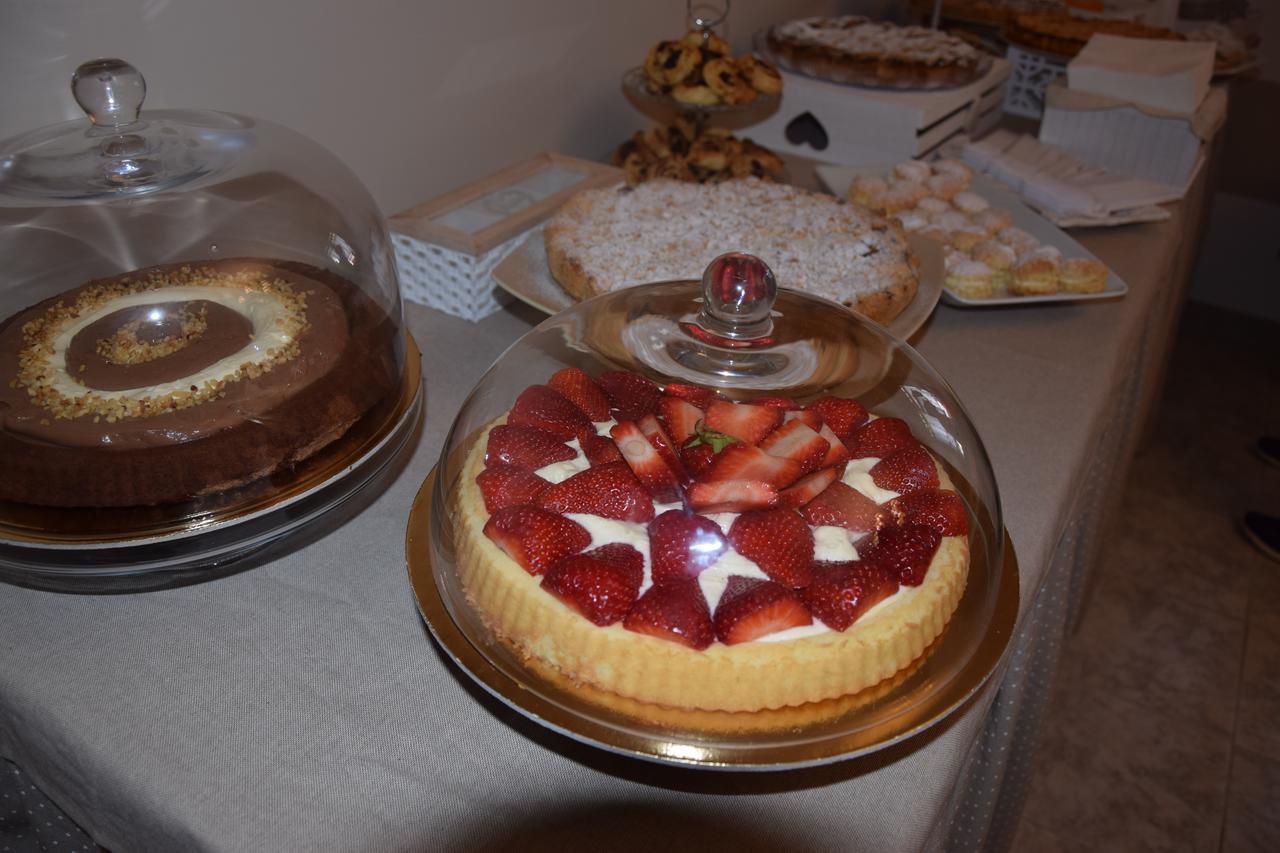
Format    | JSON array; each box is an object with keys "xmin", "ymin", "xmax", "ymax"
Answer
[
  {"xmin": 548, "ymin": 367, "xmax": 609, "ymax": 421},
  {"xmin": 706, "ymin": 445, "xmax": 803, "ymax": 489},
  {"xmin": 662, "ymin": 382, "xmax": 716, "ymax": 409},
  {"xmin": 805, "ymin": 396, "xmax": 869, "ymax": 442},
  {"xmin": 817, "ymin": 423, "xmax": 851, "ymax": 470},
  {"xmin": 727, "ymin": 508, "xmax": 814, "ymax": 588},
  {"xmin": 753, "ymin": 396, "xmax": 800, "ymax": 411},
  {"xmin": 869, "ymin": 445, "xmax": 939, "ymax": 495},
  {"xmin": 597, "ymin": 371, "xmax": 661, "ymax": 421},
  {"xmin": 483, "ymin": 505, "xmax": 591, "ymax": 575},
  {"xmin": 624, "ymin": 577, "xmax": 715, "ymax": 649},
  {"xmin": 648, "ymin": 510, "xmax": 726, "ymax": 585},
  {"xmin": 861, "ymin": 523, "xmax": 942, "ymax": 586},
  {"xmin": 657, "ymin": 397, "xmax": 705, "ymax": 446},
  {"xmin": 637, "ymin": 415, "xmax": 689, "ymax": 482},
  {"xmin": 475, "ymin": 465, "xmax": 551, "ymax": 513},
  {"xmin": 803, "ymin": 560, "xmax": 899, "ymax": 631},
  {"xmin": 508, "ymin": 385, "xmax": 592, "ymax": 441},
  {"xmin": 541, "ymin": 544, "xmax": 643, "ymax": 626},
  {"xmin": 580, "ymin": 433, "xmax": 624, "ymax": 466},
  {"xmin": 680, "ymin": 444, "xmax": 717, "ymax": 480},
  {"xmin": 484, "ymin": 424, "xmax": 575, "ymax": 470},
  {"xmin": 779, "ymin": 468, "xmax": 840, "ymax": 509},
  {"xmin": 704, "ymin": 400, "xmax": 783, "ymax": 446},
  {"xmin": 850, "ymin": 417, "xmax": 917, "ymax": 459},
  {"xmin": 758, "ymin": 420, "xmax": 830, "ymax": 475},
  {"xmin": 611, "ymin": 420, "xmax": 682, "ymax": 503},
  {"xmin": 535, "ymin": 461, "xmax": 655, "ymax": 522},
  {"xmin": 880, "ymin": 489, "xmax": 968, "ymax": 536},
  {"xmin": 799, "ymin": 481, "xmax": 879, "ymax": 534},
  {"xmin": 687, "ymin": 480, "xmax": 779, "ymax": 513},
  {"xmin": 783, "ymin": 409, "xmax": 824, "ymax": 430},
  {"xmin": 713, "ymin": 577, "xmax": 812, "ymax": 645}
]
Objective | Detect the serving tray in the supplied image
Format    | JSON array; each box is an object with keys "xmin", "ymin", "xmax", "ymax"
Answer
[{"xmin": 815, "ymin": 164, "xmax": 1131, "ymax": 306}]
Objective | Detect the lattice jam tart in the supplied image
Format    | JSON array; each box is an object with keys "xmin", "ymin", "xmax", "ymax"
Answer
[{"xmin": 453, "ymin": 368, "xmax": 970, "ymax": 713}]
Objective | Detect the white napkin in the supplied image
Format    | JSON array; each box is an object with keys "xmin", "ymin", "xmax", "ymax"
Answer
[
  {"xmin": 1067, "ymin": 34, "xmax": 1215, "ymax": 113},
  {"xmin": 960, "ymin": 133, "xmax": 1181, "ymax": 217}
]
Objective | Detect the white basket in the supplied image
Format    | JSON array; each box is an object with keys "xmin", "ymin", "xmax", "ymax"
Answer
[
  {"xmin": 1003, "ymin": 45, "xmax": 1068, "ymax": 119},
  {"xmin": 387, "ymin": 153, "xmax": 623, "ymax": 323},
  {"xmin": 391, "ymin": 230, "xmax": 525, "ymax": 322}
]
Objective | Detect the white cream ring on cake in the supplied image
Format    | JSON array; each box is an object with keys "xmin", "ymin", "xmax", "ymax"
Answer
[{"xmin": 16, "ymin": 269, "xmax": 308, "ymax": 422}]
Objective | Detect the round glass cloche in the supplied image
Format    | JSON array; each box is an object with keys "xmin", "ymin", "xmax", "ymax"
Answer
[
  {"xmin": 412, "ymin": 251, "xmax": 1012, "ymax": 766},
  {"xmin": 0, "ymin": 60, "xmax": 420, "ymax": 590}
]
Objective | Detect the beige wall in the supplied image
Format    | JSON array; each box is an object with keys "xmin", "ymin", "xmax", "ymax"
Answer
[{"xmin": 0, "ymin": 0, "xmax": 842, "ymax": 214}]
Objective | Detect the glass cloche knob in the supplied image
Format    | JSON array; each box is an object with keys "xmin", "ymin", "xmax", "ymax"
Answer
[
  {"xmin": 72, "ymin": 58, "xmax": 146, "ymax": 129},
  {"xmin": 697, "ymin": 252, "xmax": 777, "ymax": 342}
]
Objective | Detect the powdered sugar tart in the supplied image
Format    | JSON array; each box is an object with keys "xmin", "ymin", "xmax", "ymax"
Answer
[
  {"xmin": 764, "ymin": 15, "xmax": 989, "ymax": 89},
  {"xmin": 544, "ymin": 178, "xmax": 920, "ymax": 326}
]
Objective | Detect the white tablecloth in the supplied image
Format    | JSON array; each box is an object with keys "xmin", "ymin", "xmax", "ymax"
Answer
[{"xmin": 0, "ymin": 156, "xmax": 1213, "ymax": 851}]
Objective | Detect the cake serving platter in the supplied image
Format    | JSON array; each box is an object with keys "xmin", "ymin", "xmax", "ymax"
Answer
[
  {"xmin": 491, "ymin": 231, "xmax": 945, "ymax": 341},
  {"xmin": 0, "ymin": 335, "xmax": 423, "ymax": 592},
  {"xmin": 405, "ymin": 465, "xmax": 1019, "ymax": 771},
  {"xmin": 752, "ymin": 31, "xmax": 995, "ymax": 92}
]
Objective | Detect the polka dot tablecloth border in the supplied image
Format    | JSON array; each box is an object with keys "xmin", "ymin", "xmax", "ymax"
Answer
[{"xmin": 1, "ymin": 761, "xmax": 98, "ymax": 853}]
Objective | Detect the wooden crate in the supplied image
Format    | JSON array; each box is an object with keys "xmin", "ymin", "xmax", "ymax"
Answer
[{"xmin": 747, "ymin": 59, "xmax": 1010, "ymax": 166}]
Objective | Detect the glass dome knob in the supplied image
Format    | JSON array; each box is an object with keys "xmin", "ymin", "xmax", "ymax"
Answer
[
  {"xmin": 72, "ymin": 59, "xmax": 146, "ymax": 129},
  {"xmin": 698, "ymin": 252, "xmax": 777, "ymax": 341}
]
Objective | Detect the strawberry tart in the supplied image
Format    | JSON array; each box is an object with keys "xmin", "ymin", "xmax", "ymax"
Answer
[{"xmin": 451, "ymin": 368, "xmax": 969, "ymax": 713}]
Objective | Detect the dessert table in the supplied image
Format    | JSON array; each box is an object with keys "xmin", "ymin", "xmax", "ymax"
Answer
[{"xmin": 0, "ymin": 149, "xmax": 1215, "ymax": 851}]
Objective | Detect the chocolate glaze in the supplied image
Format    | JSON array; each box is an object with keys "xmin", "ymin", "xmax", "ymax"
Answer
[
  {"xmin": 0, "ymin": 259, "xmax": 349, "ymax": 449},
  {"xmin": 67, "ymin": 300, "xmax": 254, "ymax": 392},
  {"xmin": 0, "ymin": 258, "xmax": 400, "ymax": 507}
]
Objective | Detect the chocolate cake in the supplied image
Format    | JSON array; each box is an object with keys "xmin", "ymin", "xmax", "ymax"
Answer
[{"xmin": 0, "ymin": 257, "xmax": 399, "ymax": 507}]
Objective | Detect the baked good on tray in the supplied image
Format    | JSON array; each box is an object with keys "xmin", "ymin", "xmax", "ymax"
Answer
[
  {"xmin": 642, "ymin": 29, "xmax": 783, "ymax": 107},
  {"xmin": 848, "ymin": 158, "xmax": 1108, "ymax": 298},
  {"xmin": 452, "ymin": 368, "xmax": 970, "ymax": 712},
  {"xmin": 765, "ymin": 15, "xmax": 986, "ymax": 88},
  {"xmin": 0, "ymin": 257, "xmax": 398, "ymax": 507},
  {"xmin": 612, "ymin": 120, "xmax": 784, "ymax": 186},
  {"xmin": 1005, "ymin": 11, "xmax": 1183, "ymax": 58},
  {"xmin": 544, "ymin": 178, "xmax": 920, "ymax": 325},
  {"xmin": 908, "ymin": 0, "xmax": 1065, "ymax": 27}
]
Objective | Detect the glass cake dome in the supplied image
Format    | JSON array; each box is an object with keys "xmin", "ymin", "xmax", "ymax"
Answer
[
  {"xmin": 0, "ymin": 59, "xmax": 421, "ymax": 591},
  {"xmin": 411, "ymin": 250, "xmax": 1014, "ymax": 768}
]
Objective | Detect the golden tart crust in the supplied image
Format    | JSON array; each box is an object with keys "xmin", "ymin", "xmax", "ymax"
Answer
[{"xmin": 451, "ymin": 423, "xmax": 970, "ymax": 713}]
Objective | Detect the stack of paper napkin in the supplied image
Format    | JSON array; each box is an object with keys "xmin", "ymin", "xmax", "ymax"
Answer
[
  {"xmin": 1067, "ymin": 34, "xmax": 1215, "ymax": 113},
  {"xmin": 962, "ymin": 129, "xmax": 1181, "ymax": 219}
]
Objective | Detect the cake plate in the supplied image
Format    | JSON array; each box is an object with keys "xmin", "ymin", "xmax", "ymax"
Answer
[
  {"xmin": 0, "ymin": 335, "xmax": 424, "ymax": 593},
  {"xmin": 491, "ymin": 231, "xmax": 944, "ymax": 341},
  {"xmin": 405, "ymin": 464, "xmax": 1019, "ymax": 771}
]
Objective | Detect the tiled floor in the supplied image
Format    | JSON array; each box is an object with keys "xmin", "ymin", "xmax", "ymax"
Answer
[{"xmin": 1011, "ymin": 301, "xmax": 1280, "ymax": 852}]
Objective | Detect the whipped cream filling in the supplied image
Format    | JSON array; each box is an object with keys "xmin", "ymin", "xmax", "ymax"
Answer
[{"xmin": 535, "ymin": 419, "xmax": 908, "ymax": 644}]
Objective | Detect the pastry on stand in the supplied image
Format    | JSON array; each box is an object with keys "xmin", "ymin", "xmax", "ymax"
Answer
[{"xmin": 616, "ymin": 1, "xmax": 785, "ymax": 185}]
